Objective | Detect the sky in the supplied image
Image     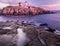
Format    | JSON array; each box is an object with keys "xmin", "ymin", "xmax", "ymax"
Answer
[{"xmin": 0, "ymin": 0, "xmax": 60, "ymax": 10}]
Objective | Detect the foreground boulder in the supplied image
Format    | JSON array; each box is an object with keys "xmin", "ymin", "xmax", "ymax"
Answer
[
  {"xmin": 0, "ymin": 22, "xmax": 60, "ymax": 46},
  {"xmin": 23, "ymin": 25, "xmax": 60, "ymax": 46}
]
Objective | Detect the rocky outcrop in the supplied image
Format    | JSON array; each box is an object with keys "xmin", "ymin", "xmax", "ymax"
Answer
[
  {"xmin": 1, "ymin": 5, "xmax": 53, "ymax": 16},
  {"xmin": 0, "ymin": 21, "xmax": 60, "ymax": 46}
]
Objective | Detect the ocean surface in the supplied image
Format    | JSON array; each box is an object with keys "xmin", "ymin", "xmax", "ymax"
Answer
[{"xmin": 0, "ymin": 11, "xmax": 60, "ymax": 30}]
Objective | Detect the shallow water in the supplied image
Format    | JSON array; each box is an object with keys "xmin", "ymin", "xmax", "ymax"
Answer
[{"xmin": 0, "ymin": 12, "xmax": 60, "ymax": 30}]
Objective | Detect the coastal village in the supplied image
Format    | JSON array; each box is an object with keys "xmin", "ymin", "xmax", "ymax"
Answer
[{"xmin": 2, "ymin": 2, "xmax": 52, "ymax": 16}]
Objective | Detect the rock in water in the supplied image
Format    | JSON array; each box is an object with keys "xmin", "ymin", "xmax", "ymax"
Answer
[{"xmin": 54, "ymin": 30, "xmax": 60, "ymax": 35}]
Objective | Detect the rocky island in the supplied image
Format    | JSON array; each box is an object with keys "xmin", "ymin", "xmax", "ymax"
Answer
[{"xmin": 0, "ymin": 2, "xmax": 53, "ymax": 16}]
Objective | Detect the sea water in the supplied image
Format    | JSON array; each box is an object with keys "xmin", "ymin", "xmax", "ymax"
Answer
[{"xmin": 0, "ymin": 11, "xmax": 60, "ymax": 30}]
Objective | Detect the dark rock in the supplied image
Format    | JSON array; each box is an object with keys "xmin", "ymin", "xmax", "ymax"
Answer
[
  {"xmin": 47, "ymin": 27, "xmax": 55, "ymax": 32},
  {"xmin": 0, "ymin": 29, "xmax": 17, "ymax": 34},
  {"xmin": 40, "ymin": 23, "xmax": 48, "ymax": 26}
]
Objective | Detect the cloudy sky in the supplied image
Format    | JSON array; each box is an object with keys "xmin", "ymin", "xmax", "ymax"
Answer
[{"xmin": 0, "ymin": 0, "xmax": 60, "ymax": 10}]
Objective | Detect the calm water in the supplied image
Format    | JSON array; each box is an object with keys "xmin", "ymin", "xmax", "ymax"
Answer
[{"xmin": 0, "ymin": 11, "xmax": 60, "ymax": 30}]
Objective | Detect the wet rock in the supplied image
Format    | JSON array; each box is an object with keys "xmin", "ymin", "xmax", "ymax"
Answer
[
  {"xmin": 0, "ymin": 29, "xmax": 17, "ymax": 34},
  {"xmin": 40, "ymin": 23, "xmax": 48, "ymax": 26},
  {"xmin": 38, "ymin": 31, "xmax": 57, "ymax": 46},
  {"xmin": 54, "ymin": 30, "xmax": 60, "ymax": 35},
  {"xmin": 27, "ymin": 38, "xmax": 44, "ymax": 46},
  {"xmin": 47, "ymin": 28, "xmax": 55, "ymax": 32},
  {"xmin": 24, "ymin": 28, "xmax": 38, "ymax": 40},
  {"xmin": 0, "ymin": 34, "xmax": 17, "ymax": 46},
  {"xmin": 23, "ymin": 25, "xmax": 60, "ymax": 46},
  {"xmin": 0, "ymin": 22, "xmax": 60, "ymax": 46}
]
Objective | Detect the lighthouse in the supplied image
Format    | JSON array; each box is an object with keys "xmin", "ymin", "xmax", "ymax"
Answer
[{"xmin": 19, "ymin": 2, "xmax": 21, "ymax": 6}]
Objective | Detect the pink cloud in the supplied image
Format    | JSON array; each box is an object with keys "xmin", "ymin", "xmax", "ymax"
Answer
[
  {"xmin": 0, "ymin": 2, "xmax": 9, "ymax": 9},
  {"xmin": 41, "ymin": 4, "xmax": 60, "ymax": 10}
]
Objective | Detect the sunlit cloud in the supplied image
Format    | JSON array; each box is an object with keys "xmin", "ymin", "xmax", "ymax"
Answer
[
  {"xmin": 0, "ymin": 2, "xmax": 9, "ymax": 9},
  {"xmin": 40, "ymin": 4, "xmax": 60, "ymax": 10}
]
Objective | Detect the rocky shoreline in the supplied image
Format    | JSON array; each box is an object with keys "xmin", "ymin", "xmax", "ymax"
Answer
[{"xmin": 0, "ymin": 21, "xmax": 60, "ymax": 46}]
